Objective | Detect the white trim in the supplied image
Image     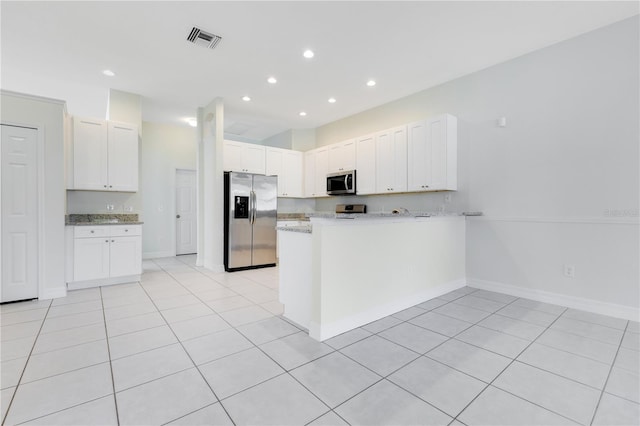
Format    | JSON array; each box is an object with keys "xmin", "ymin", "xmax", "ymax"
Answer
[
  {"xmin": 467, "ymin": 278, "xmax": 639, "ymax": 321},
  {"xmin": 0, "ymin": 90, "xmax": 66, "ymax": 106},
  {"xmin": 206, "ymin": 264, "xmax": 225, "ymax": 274},
  {"xmin": 67, "ymin": 275, "xmax": 141, "ymax": 291},
  {"xmin": 143, "ymin": 250, "xmax": 176, "ymax": 260},
  {"xmin": 309, "ymin": 278, "xmax": 466, "ymax": 341},
  {"xmin": 466, "ymin": 215, "xmax": 638, "ymax": 225},
  {"xmin": 37, "ymin": 125, "xmax": 46, "ymax": 302},
  {"xmin": 40, "ymin": 287, "xmax": 67, "ymax": 300}
]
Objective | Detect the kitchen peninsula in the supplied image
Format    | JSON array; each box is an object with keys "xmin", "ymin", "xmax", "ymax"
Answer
[{"xmin": 277, "ymin": 212, "xmax": 477, "ymax": 341}]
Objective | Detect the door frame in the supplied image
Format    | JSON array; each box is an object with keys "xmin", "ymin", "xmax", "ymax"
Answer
[
  {"xmin": 0, "ymin": 121, "xmax": 46, "ymax": 301},
  {"xmin": 174, "ymin": 168, "xmax": 198, "ymax": 256}
]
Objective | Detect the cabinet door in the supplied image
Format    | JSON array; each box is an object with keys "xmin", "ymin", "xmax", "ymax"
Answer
[
  {"xmin": 73, "ymin": 117, "xmax": 108, "ymax": 190},
  {"xmin": 108, "ymin": 122, "xmax": 139, "ymax": 192},
  {"xmin": 356, "ymin": 134, "xmax": 376, "ymax": 194},
  {"xmin": 223, "ymin": 141, "xmax": 244, "ymax": 172},
  {"xmin": 304, "ymin": 151, "xmax": 316, "ymax": 197},
  {"xmin": 427, "ymin": 115, "xmax": 457, "ymax": 190},
  {"xmin": 407, "ymin": 116, "xmax": 456, "ymax": 191},
  {"xmin": 314, "ymin": 148, "xmax": 329, "ymax": 197},
  {"xmin": 74, "ymin": 237, "xmax": 110, "ymax": 281},
  {"xmin": 282, "ymin": 150, "xmax": 303, "ymax": 197},
  {"xmin": 244, "ymin": 144, "xmax": 266, "ymax": 174},
  {"xmin": 341, "ymin": 139, "xmax": 356, "ymax": 171},
  {"xmin": 377, "ymin": 126, "xmax": 407, "ymax": 193},
  {"xmin": 265, "ymin": 148, "xmax": 284, "ymax": 176},
  {"xmin": 109, "ymin": 236, "xmax": 142, "ymax": 277},
  {"xmin": 328, "ymin": 139, "xmax": 355, "ymax": 173},
  {"xmin": 407, "ymin": 120, "xmax": 431, "ymax": 191}
]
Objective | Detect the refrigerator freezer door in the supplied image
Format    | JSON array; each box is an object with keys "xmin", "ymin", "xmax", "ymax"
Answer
[
  {"xmin": 252, "ymin": 174, "xmax": 278, "ymax": 266},
  {"xmin": 227, "ymin": 172, "xmax": 253, "ymax": 269}
]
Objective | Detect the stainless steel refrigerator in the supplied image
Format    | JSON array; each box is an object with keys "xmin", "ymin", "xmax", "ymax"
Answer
[{"xmin": 224, "ymin": 172, "xmax": 277, "ymax": 272}]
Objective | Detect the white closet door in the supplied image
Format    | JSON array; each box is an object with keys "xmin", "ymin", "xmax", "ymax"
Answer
[{"xmin": 1, "ymin": 125, "xmax": 39, "ymax": 302}]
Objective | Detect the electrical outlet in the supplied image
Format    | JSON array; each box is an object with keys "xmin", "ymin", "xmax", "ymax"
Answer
[
  {"xmin": 444, "ymin": 194, "xmax": 452, "ymax": 203},
  {"xmin": 563, "ymin": 264, "xmax": 575, "ymax": 278}
]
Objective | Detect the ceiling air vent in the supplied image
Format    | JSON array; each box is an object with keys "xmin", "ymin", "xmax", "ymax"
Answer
[{"xmin": 187, "ymin": 27, "xmax": 222, "ymax": 49}]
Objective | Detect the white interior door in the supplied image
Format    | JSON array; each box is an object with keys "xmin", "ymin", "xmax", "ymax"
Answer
[
  {"xmin": 1, "ymin": 125, "xmax": 39, "ymax": 302},
  {"xmin": 176, "ymin": 169, "xmax": 197, "ymax": 255}
]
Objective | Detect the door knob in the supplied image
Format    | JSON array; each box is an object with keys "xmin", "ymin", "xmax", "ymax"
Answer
[{"xmin": 176, "ymin": 214, "xmax": 181, "ymax": 219}]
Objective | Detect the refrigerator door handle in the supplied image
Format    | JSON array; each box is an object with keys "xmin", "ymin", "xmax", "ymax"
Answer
[
  {"xmin": 253, "ymin": 191, "xmax": 258, "ymax": 224},
  {"xmin": 250, "ymin": 190, "xmax": 256, "ymax": 224}
]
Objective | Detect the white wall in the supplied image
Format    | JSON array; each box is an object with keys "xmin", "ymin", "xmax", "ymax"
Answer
[
  {"xmin": 1, "ymin": 91, "xmax": 67, "ymax": 299},
  {"xmin": 314, "ymin": 17, "xmax": 639, "ymax": 314},
  {"xmin": 140, "ymin": 122, "xmax": 197, "ymax": 258}
]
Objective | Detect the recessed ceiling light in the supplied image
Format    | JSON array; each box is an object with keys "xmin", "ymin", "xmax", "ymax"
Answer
[
  {"xmin": 187, "ymin": 118, "xmax": 197, "ymax": 127},
  {"xmin": 328, "ymin": 98, "xmax": 336, "ymax": 104},
  {"xmin": 303, "ymin": 49, "xmax": 314, "ymax": 59},
  {"xmin": 102, "ymin": 69, "xmax": 115, "ymax": 77},
  {"xmin": 267, "ymin": 76, "xmax": 277, "ymax": 84},
  {"xmin": 242, "ymin": 96, "xmax": 251, "ymax": 102},
  {"xmin": 299, "ymin": 111, "xmax": 307, "ymax": 117},
  {"xmin": 366, "ymin": 80, "xmax": 376, "ymax": 87}
]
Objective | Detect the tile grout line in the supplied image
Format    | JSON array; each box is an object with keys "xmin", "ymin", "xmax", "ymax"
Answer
[
  {"xmin": 98, "ymin": 286, "xmax": 121, "ymax": 426},
  {"xmin": 450, "ymin": 305, "xmax": 585, "ymax": 424},
  {"xmin": 588, "ymin": 320, "xmax": 629, "ymax": 426},
  {"xmin": 1, "ymin": 299, "xmax": 53, "ymax": 425},
  {"xmin": 140, "ymin": 259, "xmax": 238, "ymax": 426},
  {"xmin": 155, "ymin": 258, "xmax": 339, "ymax": 424}
]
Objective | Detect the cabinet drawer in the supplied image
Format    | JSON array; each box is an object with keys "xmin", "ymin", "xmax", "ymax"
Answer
[
  {"xmin": 110, "ymin": 225, "xmax": 142, "ymax": 237},
  {"xmin": 74, "ymin": 226, "xmax": 109, "ymax": 238}
]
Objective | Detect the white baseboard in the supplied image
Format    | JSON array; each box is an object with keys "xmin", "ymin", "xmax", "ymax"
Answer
[
  {"xmin": 309, "ymin": 279, "xmax": 466, "ymax": 341},
  {"xmin": 143, "ymin": 251, "xmax": 175, "ymax": 260},
  {"xmin": 206, "ymin": 264, "xmax": 225, "ymax": 274},
  {"xmin": 39, "ymin": 287, "xmax": 67, "ymax": 300},
  {"xmin": 467, "ymin": 278, "xmax": 639, "ymax": 321},
  {"xmin": 67, "ymin": 275, "xmax": 141, "ymax": 291}
]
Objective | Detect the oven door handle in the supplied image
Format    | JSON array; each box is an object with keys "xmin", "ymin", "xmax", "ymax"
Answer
[{"xmin": 345, "ymin": 175, "xmax": 349, "ymax": 190}]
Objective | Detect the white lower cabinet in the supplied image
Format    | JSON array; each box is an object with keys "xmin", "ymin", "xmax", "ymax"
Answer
[
  {"xmin": 68, "ymin": 225, "xmax": 142, "ymax": 289},
  {"xmin": 73, "ymin": 237, "xmax": 110, "ymax": 281}
]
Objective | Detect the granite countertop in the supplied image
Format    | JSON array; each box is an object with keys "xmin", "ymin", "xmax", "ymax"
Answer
[
  {"xmin": 277, "ymin": 213, "xmax": 310, "ymax": 221},
  {"xmin": 65, "ymin": 213, "xmax": 144, "ymax": 226},
  {"xmin": 307, "ymin": 211, "xmax": 483, "ymax": 219},
  {"xmin": 276, "ymin": 224, "xmax": 312, "ymax": 234}
]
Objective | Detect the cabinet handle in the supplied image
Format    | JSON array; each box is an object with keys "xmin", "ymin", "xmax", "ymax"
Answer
[
  {"xmin": 112, "ymin": 240, "xmax": 115, "ymax": 242},
  {"xmin": 124, "ymin": 229, "xmax": 128, "ymax": 232},
  {"xmin": 90, "ymin": 230, "xmax": 94, "ymax": 233},
  {"xmin": 103, "ymin": 185, "xmax": 107, "ymax": 188},
  {"xmin": 105, "ymin": 240, "xmax": 109, "ymax": 242},
  {"xmin": 176, "ymin": 215, "xmax": 181, "ymax": 219},
  {"xmin": 109, "ymin": 185, "xmax": 113, "ymax": 188}
]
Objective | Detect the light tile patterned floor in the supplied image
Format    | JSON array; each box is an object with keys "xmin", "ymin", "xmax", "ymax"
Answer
[{"xmin": 1, "ymin": 255, "xmax": 639, "ymax": 425}]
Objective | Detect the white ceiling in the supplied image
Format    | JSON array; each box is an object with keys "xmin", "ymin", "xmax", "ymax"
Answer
[{"xmin": 1, "ymin": 1, "xmax": 637, "ymax": 141}]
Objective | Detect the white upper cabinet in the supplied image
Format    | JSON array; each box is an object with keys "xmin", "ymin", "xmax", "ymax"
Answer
[
  {"xmin": 328, "ymin": 139, "xmax": 356, "ymax": 173},
  {"xmin": 223, "ymin": 140, "xmax": 266, "ymax": 174},
  {"xmin": 407, "ymin": 114, "xmax": 457, "ymax": 192},
  {"xmin": 355, "ymin": 134, "xmax": 376, "ymax": 195},
  {"xmin": 266, "ymin": 147, "xmax": 303, "ymax": 198},
  {"xmin": 304, "ymin": 147, "xmax": 328, "ymax": 197},
  {"xmin": 108, "ymin": 122, "xmax": 139, "ymax": 192},
  {"xmin": 72, "ymin": 117, "xmax": 109, "ymax": 190},
  {"xmin": 71, "ymin": 117, "xmax": 138, "ymax": 192},
  {"xmin": 376, "ymin": 125, "xmax": 407, "ymax": 193}
]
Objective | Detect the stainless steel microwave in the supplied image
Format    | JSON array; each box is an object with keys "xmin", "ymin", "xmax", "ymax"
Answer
[{"xmin": 327, "ymin": 170, "xmax": 356, "ymax": 195}]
